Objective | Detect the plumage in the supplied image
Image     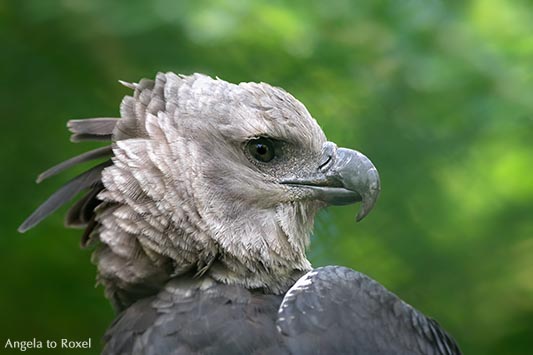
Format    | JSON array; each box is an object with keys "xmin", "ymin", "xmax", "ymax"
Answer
[
  {"xmin": 277, "ymin": 267, "xmax": 460, "ymax": 355},
  {"xmin": 20, "ymin": 72, "xmax": 461, "ymax": 354},
  {"xmin": 18, "ymin": 161, "xmax": 110, "ymax": 233},
  {"xmin": 67, "ymin": 117, "xmax": 119, "ymax": 136},
  {"xmin": 70, "ymin": 133, "xmax": 113, "ymax": 143},
  {"xmin": 65, "ymin": 183, "xmax": 104, "ymax": 227},
  {"xmin": 37, "ymin": 146, "xmax": 113, "ymax": 183}
]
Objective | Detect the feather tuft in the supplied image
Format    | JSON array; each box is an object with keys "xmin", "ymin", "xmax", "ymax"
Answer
[
  {"xmin": 18, "ymin": 161, "xmax": 111, "ymax": 233},
  {"xmin": 37, "ymin": 146, "xmax": 113, "ymax": 183},
  {"xmin": 68, "ymin": 118, "xmax": 119, "ymax": 136},
  {"xmin": 119, "ymin": 80, "xmax": 137, "ymax": 90}
]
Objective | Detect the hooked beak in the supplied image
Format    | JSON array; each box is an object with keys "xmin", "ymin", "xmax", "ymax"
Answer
[{"xmin": 281, "ymin": 142, "xmax": 380, "ymax": 221}]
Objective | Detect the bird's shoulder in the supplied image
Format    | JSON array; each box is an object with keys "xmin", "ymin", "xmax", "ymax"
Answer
[
  {"xmin": 277, "ymin": 266, "xmax": 461, "ymax": 355},
  {"xmin": 103, "ymin": 277, "xmax": 287, "ymax": 355},
  {"xmin": 103, "ymin": 267, "xmax": 461, "ymax": 355}
]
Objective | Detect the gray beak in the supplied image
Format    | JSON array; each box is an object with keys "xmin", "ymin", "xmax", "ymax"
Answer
[{"xmin": 281, "ymin": 142, "xmax": 380, "ymax": 221}]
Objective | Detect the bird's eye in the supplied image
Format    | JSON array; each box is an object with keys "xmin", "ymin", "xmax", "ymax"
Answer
[{"xmin": 247, "ymin": 137, "xmax": 276, "ymax": 163}]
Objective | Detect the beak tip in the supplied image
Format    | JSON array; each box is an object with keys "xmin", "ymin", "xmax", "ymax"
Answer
[
  {"xmin": 355, "ymin": 187, "xmax": 380, "ymax": 222},
  {"xmin": 355, "ymin": 207, "xmax": 369, "ymax": 222}
]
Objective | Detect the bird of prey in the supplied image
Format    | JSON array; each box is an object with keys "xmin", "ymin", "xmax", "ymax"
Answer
[{"xmin": 19, "ymin": 73, "xmax": 461, "ymax": 354}]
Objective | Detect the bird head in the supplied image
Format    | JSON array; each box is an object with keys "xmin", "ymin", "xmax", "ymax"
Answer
[
  {"xmin": 101, "ymin": 73, "xmax": 380, "ymax": 292},
  {"xmin": 20, "ymin": 73, "xmax": 380, "ymax": 295}
]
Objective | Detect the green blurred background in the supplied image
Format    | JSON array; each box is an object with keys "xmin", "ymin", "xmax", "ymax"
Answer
[{"xmin": 1, "ymin": 0, "xmax": 532, "ymax": 354}]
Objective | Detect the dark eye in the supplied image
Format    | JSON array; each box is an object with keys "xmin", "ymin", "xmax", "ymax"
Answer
[{"xmin": 247, "ymin": 137, "xmax": 275, "ymax": 163}]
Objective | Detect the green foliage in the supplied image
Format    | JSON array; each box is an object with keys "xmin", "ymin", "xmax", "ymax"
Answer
[{"xmin": 1, "ymin": 1, "xmax": 532, "ymax": 354}]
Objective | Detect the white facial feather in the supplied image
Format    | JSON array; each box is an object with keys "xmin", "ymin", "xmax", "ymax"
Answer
[{"xmin": 95, "ymin": 73, "xmax": 327, "ymax": 295}]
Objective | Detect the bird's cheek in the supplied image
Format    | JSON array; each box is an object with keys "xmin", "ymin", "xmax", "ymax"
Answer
[{"xmin": 284, "ymin": 186, "xmax": 317, "ymax": 204}]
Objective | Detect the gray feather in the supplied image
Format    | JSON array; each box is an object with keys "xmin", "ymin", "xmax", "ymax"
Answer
[
  {"xmin": 18, "ymin": 161, "xmax": 111, "ymax": 233},
  {"xmin": 67, "ymin": 117, "xmax": 119, "ymax": 135},
  {"xmin": 103, "ymin": 277, "xmax": 286, "ymax": 355},
  {"xmin": 70, "ymin": 133, "xmax": 112, "ymax": 142},
  {"xmin": 37, "ymin": 146, "xmax": 112, "ymax": 183},
  {"xmin": 67, "ymin": 117, "xmax": 118, "ymax": 142},
  {"xmin": 277, "ymin": 266, "xmax": 461, "ymax": 355},
  {"xmin": 103, "ymin": 268, "xmax": 461, "ymax": 354},
  {"xmin": 65, "ymin": 183, "xmax": 104, "ymax": 227}
]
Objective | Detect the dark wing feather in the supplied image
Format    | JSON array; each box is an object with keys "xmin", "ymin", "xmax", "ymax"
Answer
[
  {"xmin": 103, "ymin": 278, "xmax": 286, "ymax": 355},
  {"xmin": 80, "ymin": 215, "xmax": 98, "ymax": 248},
  {"xmin": 65, "ymin": 183, "xmax": 104, "ymax": 227},
  {"xmin": 18, "ymin": 161, "xmax": 111, "ymax": 233},
  {"xmin": 277, "ymin": 266, "xmax": 462, "ymax": 355}
]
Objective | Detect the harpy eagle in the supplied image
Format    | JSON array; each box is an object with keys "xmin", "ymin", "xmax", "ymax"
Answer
[{"xmin": 19, "ymin": 73, "xmax": 461, "ymax": 354}]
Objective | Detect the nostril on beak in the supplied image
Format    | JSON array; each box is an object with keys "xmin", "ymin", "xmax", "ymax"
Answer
[
  {"xmin": 318, "ymin": 142, "xmax": 337, "ymax": 172},
  {"xmin": 318, "ymin": 155, "xmax": 332, "ymax": 170}
]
